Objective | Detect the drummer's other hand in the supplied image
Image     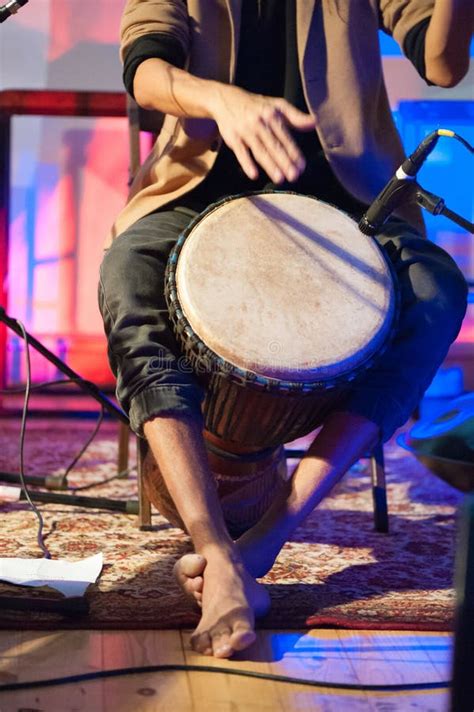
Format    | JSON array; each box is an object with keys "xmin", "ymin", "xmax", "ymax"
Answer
[{"xmin": 210, "ymin": 85, "xmax": 316, "ymax": 184}]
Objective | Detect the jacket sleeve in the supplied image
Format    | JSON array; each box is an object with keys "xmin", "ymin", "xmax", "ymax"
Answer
[
  {"xmin": 379, "ymin": 0, "xmax": 434, "ymax": 52},
  {"xmin": 120, "ymin": 0, "xmax": 190, "ymax": 64}
]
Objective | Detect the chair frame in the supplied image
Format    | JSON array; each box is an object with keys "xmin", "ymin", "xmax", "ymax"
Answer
[{"xmin": 135, "ymin": 434, "xmax": 389, "ymax": 534}]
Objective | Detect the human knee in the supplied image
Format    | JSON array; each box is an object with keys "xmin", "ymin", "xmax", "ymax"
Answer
[
  {"xmin": 437, "ymin": 259, "xmax": 468, "ymax": 319},
  {"xmin": 410, "ymin": 245, "xmax": 467, "ymax": 321},
  {"xmin": 381, "ymin": 234, "xmax": 466, "ymax": 322}
]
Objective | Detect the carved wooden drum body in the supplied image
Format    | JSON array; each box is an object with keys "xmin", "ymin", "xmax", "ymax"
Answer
[{"xmin": 165, "ymin": 192, "xmax": 396, "ymax": 449}]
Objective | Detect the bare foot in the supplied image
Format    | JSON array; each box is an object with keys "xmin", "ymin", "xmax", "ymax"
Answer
[
  {"xmin": 189, "ymin": 553, "xmax": 270, "ymax": 658},
  {"xmin": 174, "ymin": 530, "xmax": 282, "ymax": 606}
]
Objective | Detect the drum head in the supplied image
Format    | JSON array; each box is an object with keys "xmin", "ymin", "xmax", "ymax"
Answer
[{"xmin": 175, "ymin": 193, "xmax": 395, "ymax": 383}]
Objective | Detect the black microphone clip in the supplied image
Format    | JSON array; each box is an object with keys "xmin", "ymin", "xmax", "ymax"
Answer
[{"xmin": 358, "ymin": 130, "xmax": 441, "ymax": 236}]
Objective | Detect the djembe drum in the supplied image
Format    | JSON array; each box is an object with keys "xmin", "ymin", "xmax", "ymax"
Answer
[{"xmin": 141, "ymin": 192, "xmax": 397, "ymax": 535}]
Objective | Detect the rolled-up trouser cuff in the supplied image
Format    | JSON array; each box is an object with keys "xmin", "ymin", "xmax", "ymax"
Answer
[{"xmin": 129, "ymin": 384, "xmax": 204, "ymax": 436}]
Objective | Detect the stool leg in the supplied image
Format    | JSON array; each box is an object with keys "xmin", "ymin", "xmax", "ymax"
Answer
[
  {"xmin": 370, "ymin": 443, "xmax": 389, "ymax": 533},
  {"xmin": 137, "ymin": 436, "xmax": 152, "ymax": 529},
  {"xmin": 117, "ymin": 421, "xmax": 130, "ymax": 476}
]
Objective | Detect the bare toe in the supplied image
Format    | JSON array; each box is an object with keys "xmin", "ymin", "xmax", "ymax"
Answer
[
  {"xmin": 174, "ymin": 553, "xmax": 206, "ymax": 578},
  {"xmin": 174, "ymin": 554, "xmax": 207, "ymax": 600},
  {"xmin": 211, "ymin": 629, "xmax": 233, "ymax": 658},
  {"xmin": 192, "ymin": 577, "xmax": 203, "ymax": 607},
  {"xmin": 191, "ymin": 576, "xmax": 203, "ymax": 592},
  {"xmin": 191, "ymin": 630, "xmax": 213, "ymax": 656},
  {"xmin": 230, "ymin": 622, "xmax": 256, "ymax": 652}
]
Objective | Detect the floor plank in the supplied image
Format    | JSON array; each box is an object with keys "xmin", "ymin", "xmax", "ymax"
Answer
[
  {"xmin": 182, "ymin": 629, "xmax": 287, "ymax": 712},
  {"xmin": 0, "ymin": 629, "xmax": 105, "ymax": 712},
  {"xmin": 337, "ymin": 630, "xmax": 450, "ymax": 712},
  {"xmin": 419, "ymin": 632, "xmax": 453, "ymax": 681},
  {"xmin": 101, "ymin": 630, "xmax": 193, "ymax": 712},
  {"xmin": 0, "ymin": 629, "xmax": 453, "ymax": 712}
]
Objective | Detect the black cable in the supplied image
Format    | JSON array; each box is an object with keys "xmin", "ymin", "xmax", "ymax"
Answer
[
  {"xmin": 0, "ymin": 377, "xmax": 77, "ymax": 393},
  {"xmin": 448, "ymin": 130, "xmax": 474, "ymax": 153},
  {"xmin": 14, "ymin": 319, "xmax": 51, "ymax": 559},
  {"xmin": 58, "ymin": 404, "xmax": 105, "ymax": 488},
  {"xmin": 2, "ymin": 332, "xmax": 116, "ymax": 551},
  {"xmin": 0, "ymin": 663, "xmax": 450, "ymax": 693},
  {"xmin": 1, "ymin": 376, "xmax": 128, "ymax": 490}
]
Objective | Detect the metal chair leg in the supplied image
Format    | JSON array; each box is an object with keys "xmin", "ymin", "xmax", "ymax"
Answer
[
  {"xmin": 137, "ymin": 436, "xmax": 152, "ymax": 529},
  {"xmin": 370, "ymin": 443, "xmax": 389, "ymax": 533}
]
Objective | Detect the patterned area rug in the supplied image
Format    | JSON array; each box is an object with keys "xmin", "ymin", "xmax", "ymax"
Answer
[{"xmin": 0, "ymin": 417, "xmax": 463, "ymax": 631}]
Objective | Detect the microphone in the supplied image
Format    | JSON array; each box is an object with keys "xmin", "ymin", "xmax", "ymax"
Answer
[
  {"xmin": 0, "ymin": 0, "xmax": 28, "ymax": 23},
  {"xmin": 358, "ymin": 130, "xmax": 441, "ymax": 236}
]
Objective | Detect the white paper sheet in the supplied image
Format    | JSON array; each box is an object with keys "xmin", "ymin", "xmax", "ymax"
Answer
[
  {"xmin": 0, "ymin": 485, "xmax": 21, "ymax": 503},
  {"xmin": 0, "ymin": 552, "xmax": 103, "ymax": 597}
]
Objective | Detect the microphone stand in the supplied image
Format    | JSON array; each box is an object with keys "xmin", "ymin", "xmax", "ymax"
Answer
[
  {"xmin": 360, "ymin": 177, "xmax": 474, "ymax": 236},
  {"xmin": 0, "ymin": 0, "xmax": 141, "ymax": 519},
  {"xmin": 17, "ymin": 488, "xmax": 139, "ymax": 514},
  {"xmin": 415, "ymin": 185, "xmax": 474, "ymax": 234},
  {"xmin": 0, "ymin": 306, "xmax": 128, "ymax": 425},
  {"xmin": 0, "ymin": 307, "xmax": 139, "ymax": 512},
  {"xmin": 0, "ymin": 0, "xmax": 136, "ymax": 514}
]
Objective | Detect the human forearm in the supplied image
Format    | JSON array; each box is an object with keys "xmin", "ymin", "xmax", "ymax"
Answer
[
  {"xmin": 133, "ymin": 57, "xmax": 223, "ymax": 118},
  {"xmin": 425, "ymin": 0, "xmax": 473, "ymax": 86}
]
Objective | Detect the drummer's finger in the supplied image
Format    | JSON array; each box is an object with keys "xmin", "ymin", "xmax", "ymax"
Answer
[
  {"xmin": 274, "ymin": 99, "xmax": 316, "ymax": 132},
  {"xmin": 248, "ymin": 134, "xmax": 285, "ymax": 184},
  {"xmin": 270, "ymin": 117, "xmax": 306, "ymax": 173},
  {"xmin": 231, "ymin": 138, "xmax": 259, "ymax": 180},
  {"xmin": 257, "ymin": 119, "xmax": 303, "ymax": 182}
]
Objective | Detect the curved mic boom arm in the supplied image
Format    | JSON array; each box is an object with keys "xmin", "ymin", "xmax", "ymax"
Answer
[{"xmin": 0, "ymin": 0, "xmax": 29, "ymax": 23}]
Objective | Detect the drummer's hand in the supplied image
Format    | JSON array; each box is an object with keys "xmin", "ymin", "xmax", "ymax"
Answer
[{"xmin": 210, "ymin": 84, "xmax": 316, "ymax": 184}]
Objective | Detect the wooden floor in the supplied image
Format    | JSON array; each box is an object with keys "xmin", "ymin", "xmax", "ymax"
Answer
[{"xmin": 0, "ymin": 629, "xmax": 452, "ymax": 711}]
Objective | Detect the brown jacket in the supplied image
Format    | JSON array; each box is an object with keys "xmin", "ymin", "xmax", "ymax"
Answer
[{"xmin": 110, "ymin": 0, "xmax": 434, "ymax": 243}]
